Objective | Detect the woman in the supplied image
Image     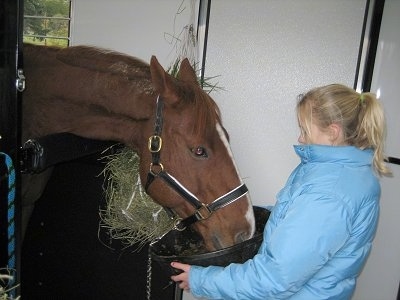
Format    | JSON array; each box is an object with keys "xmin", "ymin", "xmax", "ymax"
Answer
[{"xmin": 171, "ymin": 84, "xmax": 392, "ymax": 299}]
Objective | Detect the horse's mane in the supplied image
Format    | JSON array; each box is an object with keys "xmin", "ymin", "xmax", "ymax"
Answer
[
  {"xmin": 61, "ymin": 45, "xmax": 223, "ymax": 138},
  {"xmin": 55, "ymin": 45, "xmax": 152, "ymax": 81}
]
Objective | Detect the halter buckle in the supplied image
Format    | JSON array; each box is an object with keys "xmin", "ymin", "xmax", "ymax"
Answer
[
  {"xmin": 149, "ymin": 162, "xmax": 164, "ymax": 176},
  {"xmin": 194, "ymin": 203, "xmax": 213, "ymax": 220},
  {"xmin": 148, "ymin": 135, "xmax": 162, "ymax": 153}
]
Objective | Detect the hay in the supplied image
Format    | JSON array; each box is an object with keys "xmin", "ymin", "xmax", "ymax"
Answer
[
  {"xmin": 0, "ymin": 268, "xmax": 20, "ymax": 300},
  {"xmin": 100, "ymin": 148, "xmax": 174, "ymax": 248}
]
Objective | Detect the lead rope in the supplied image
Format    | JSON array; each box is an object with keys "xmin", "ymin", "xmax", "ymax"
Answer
[
  {"xmin": 146, "ymin": 229, "xmax": 175, "ymax": 300},
  {"xmin": 146, "ymin": 245, "xmax": 153, "ymax": 300},
  {"xmin": 1, "ymin": 152, "xmax": 17, "ymax": 299}
]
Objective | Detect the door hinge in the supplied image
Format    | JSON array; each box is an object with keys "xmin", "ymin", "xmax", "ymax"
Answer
[{"xmin": 16, "ymin": 68, "xmax": 25, "ymax": 92}]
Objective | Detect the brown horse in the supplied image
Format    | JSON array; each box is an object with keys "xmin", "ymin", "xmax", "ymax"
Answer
[{"xmin": 22, "ymin": 43, "xmax": 255, "ymax": 251}]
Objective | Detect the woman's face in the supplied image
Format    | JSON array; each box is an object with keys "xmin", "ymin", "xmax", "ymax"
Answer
[{"xmin": 298, "ymin": 121, "xmax": 333, "ymax": 145}]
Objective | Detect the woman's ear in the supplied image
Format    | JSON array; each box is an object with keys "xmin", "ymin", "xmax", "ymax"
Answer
[{"xmin": 328, "ymin": 123, "xmax": 343, "ymax": 145}]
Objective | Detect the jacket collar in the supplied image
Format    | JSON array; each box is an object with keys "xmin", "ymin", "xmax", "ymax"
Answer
[{"xmin": 293, "ymin": 144, "xmax": 373, "ymax": 166}]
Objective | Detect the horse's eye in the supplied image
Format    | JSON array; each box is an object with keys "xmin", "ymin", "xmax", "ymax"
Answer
[{"xmin": 192, "ymin": 146, "xmax": 208, "ymax": 158}]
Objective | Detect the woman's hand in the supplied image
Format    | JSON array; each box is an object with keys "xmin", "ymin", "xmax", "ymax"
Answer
[{"xmin": 170, "ymin": 261, "xmax": 191, "ymax": 291}]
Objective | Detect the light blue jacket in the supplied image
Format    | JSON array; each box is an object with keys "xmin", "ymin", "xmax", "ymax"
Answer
[{"xmin": 189, "ymin": 145, "xmax": 380, "ymax": 299}]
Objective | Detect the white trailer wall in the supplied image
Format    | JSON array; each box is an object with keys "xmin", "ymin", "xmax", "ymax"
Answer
[
  {"xmin": 70, "ymin": 1, "xmax": 399, "ymax": 299},
  {"xmin": 203, "ymin": 2, "xmax": 399, "ymax": 300},
  {"xmin": 71, "ymin": 0, "xmax": 195, "ymax": 68}
]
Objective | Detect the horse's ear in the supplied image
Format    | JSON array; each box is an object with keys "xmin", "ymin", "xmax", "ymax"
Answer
[
  {"xmin": 150, "ymin": 56, "xmax": 179, "ymax": 103},
  {"xmin": 177, "ymin": 58, "xmax": 199, "ymax": 85}
]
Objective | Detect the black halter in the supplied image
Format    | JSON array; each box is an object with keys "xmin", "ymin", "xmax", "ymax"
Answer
[{"xmin": 144, "ymin": 95, "xmax": 248, "ymax": 231}]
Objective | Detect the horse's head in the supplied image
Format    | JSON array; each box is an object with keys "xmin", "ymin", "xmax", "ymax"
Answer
[
  {"xmin": 137, "ymin": 56, "xmax": 255, "ymax": 251},
  {"xmin": 21, "ymin": 43, "xmax": 255, "ymax": 251}
]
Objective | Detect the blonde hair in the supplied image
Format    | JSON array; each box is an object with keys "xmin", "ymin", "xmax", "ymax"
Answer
[{"xmin": 297, "ymin": 83, "xmax": 392, "ymax": 177}]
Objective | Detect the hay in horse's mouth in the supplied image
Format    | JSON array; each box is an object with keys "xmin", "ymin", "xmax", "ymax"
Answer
[{"xmin": 99, "ymin": 148, "xmax": 174, "ymax": 249}]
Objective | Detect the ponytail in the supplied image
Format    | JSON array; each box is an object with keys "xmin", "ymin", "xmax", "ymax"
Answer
[{"xmin": 356, "ymin": 92, "xmax": 392, "ymax": 176}]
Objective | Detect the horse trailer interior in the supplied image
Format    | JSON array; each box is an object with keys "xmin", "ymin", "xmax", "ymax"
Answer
[{"xmin": 1, "ymin": 1, "xmax": 399, "ymax": 299}]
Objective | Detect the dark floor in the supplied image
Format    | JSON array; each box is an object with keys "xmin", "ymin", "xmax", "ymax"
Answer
[{"xmin": 21, "ymin": 153, "xmax": 175, "ymax": 300}]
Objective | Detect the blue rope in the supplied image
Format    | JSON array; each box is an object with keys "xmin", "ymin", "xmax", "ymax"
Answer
[{"xmin": 1, "ymin": 152, "xmax": 16, "ymax": 296}]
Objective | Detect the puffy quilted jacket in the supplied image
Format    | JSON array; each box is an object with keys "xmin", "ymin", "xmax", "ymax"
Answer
[{"xmin": 189, "ymin": 144, "xmax": 380, "ymax": 300}]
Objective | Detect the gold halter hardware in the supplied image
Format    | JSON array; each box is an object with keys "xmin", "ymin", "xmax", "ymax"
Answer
[{"xmin": 148, "ymin": 135, "xmax": 162, "ymax": 153}]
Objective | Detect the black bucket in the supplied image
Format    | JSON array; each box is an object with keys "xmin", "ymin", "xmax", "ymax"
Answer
[{"xmin": 150, "ymin": 206, "xmax": 270, "ymax": 276}]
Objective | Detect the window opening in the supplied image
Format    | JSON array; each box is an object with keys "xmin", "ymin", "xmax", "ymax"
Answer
[{"xmin": 23, "ymin": 0, "xmax": 71, "ymax": 47}]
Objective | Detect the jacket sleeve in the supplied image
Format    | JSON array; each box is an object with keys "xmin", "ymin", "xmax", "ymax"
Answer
[{"xmin": 189, "ymin": 192, "xmax": 352, "ymax": 299}]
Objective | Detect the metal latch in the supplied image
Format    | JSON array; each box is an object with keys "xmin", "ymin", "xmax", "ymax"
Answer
[{"xmin": 16, "ymin": 69, "xmax": 25, "ymax": 92}]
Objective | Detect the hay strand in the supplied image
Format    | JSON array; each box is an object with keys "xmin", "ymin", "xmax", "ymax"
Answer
[
  {"xmin": 100, "ymin": 148, "xmax": 174, "ymax": 249},
  {"xmin": 0, "ymin": 268, "xmax": 20, "ymax": 300}
]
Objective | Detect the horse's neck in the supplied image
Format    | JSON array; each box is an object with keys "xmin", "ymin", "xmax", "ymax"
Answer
[{"xmin": 23, "ymin": 46, "xmax": 156, "ymax": 148}]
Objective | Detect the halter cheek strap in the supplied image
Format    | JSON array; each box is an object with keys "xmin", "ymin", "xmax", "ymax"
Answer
[{"xmin": 144, "ymin": 95, "xmax": 248, "ymax": 230}]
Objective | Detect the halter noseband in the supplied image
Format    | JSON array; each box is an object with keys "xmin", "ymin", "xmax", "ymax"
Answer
[{"xmin": 144, "ymin": 95, "xmax": 248, "ymax": 231}]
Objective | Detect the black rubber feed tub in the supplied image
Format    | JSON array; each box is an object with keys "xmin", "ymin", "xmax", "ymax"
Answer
[{"xmin": 151, "ymin": 206, "xmax": 270, "ymax": 276}]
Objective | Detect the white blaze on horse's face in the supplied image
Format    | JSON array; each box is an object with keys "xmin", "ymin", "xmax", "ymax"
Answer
[{"xmin": 216, "ymin": 123, "xmax": 256, "ymax": 237}]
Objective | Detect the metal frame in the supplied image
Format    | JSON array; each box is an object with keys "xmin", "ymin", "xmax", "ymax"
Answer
[
  {"xmin": 196, "ymin": 0, "xmax": 211, "ymax": 85},
  {"xmin": 0, "ymin": 0, "xmax": 24, "ymax": 295},
  {"xmin": 355, "ymin": 0, "xmax": 399, "ymax": 165}
]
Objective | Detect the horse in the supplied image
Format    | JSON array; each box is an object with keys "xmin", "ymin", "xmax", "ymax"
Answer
[{"xmin": 21, "ymin": 43, "xmax": 255, "ymax": 251}]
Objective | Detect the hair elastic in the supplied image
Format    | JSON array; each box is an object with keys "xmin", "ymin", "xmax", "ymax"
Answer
[{"xmin": 359, "ymin": 94, "xmax": 365, "ymax": 105}]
